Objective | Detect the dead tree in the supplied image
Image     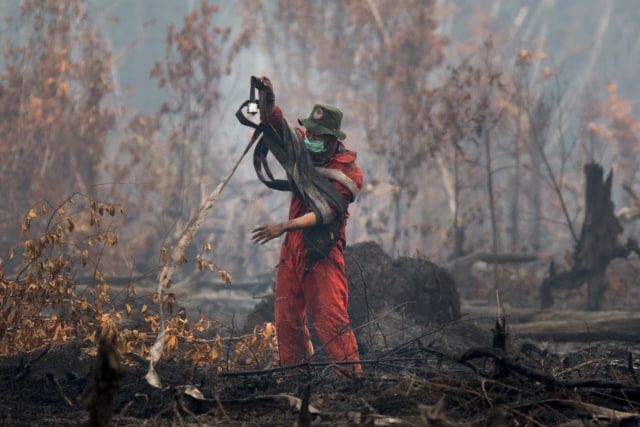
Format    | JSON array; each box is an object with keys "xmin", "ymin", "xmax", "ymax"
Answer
[{"xmin": 540, "ymin": 163, "xmax": 640, "ymax": 310}]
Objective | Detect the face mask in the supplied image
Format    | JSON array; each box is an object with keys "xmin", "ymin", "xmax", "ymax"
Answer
[{"xmin": 304, "ymin": 136, "xmax": 326, "ymax": 153}]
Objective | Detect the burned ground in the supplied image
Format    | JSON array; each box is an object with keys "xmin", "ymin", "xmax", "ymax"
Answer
[
  {"xmin": 3, "ymin": 241, "xmax": 640, "ymax": 426},
  {"xmin": 2, "ymin": 331, "xmax": 640, "ymax": 426}
]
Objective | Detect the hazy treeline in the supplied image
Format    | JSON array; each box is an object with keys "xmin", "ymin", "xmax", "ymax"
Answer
[{"xmin": 0, "ymin": 0, "xmax": 638, "ymax": 287}]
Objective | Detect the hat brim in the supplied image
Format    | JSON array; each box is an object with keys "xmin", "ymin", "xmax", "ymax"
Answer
[{"xmin": 298, "ymin": 118, "xmax": 347, "ymax": 140}]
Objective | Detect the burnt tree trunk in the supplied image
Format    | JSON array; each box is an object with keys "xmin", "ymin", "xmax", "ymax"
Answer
[
  {"xmin": 575, "ymin": 163, "xmax": 619, "ymax": 310},
  {"xmin": 540, "ymin": 163, "xmax": 639, "ymax": 310}
]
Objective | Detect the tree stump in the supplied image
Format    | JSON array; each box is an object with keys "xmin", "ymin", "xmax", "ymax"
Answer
[{"xmin": 540, "ymin": 163, "xmax": 639, "ymax": 310}]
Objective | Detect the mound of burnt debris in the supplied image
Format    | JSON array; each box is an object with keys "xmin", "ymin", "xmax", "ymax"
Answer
[{"xmin": 246, "ymin": 240, "xmax": 462, "ymax": 353}]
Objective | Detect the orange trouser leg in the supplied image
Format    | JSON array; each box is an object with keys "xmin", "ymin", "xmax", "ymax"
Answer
[
  {"xmin": 274, "ymin": 261, "xmax": 310, "ymax": 366},
  {"xmin": 303, "ymin": 257, "xmax": 362, "ymax": 375}
]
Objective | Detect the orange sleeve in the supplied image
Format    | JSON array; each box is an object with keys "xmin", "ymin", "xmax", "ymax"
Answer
[{"xmin": 317, "ymin": 162, "xmax": 364, "ymax": 220}]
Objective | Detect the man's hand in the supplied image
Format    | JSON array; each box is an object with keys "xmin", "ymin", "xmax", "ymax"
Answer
[
  {"xmin": 253, "ymin": 75, "xmax": 276, "ymax": 117},
  {"xmin": 251, "ymin": 222, "xmax": 286, "ymax": 245},
  {"xmin": 251, "ymin": 212, "xmax": 317, "ymax": 245},
  {"xmin": 255, "ymin": 76, "xmax": 275, "ymax": 104}
]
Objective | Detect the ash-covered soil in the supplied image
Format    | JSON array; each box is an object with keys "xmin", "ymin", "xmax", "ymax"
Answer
[
  {"xmin": 2, "ymin": 322, "xmax": 640, "ymax": 426},
  {"xmin": 3, "ymin": 242, "xmax": 639, "ymax": 426}
]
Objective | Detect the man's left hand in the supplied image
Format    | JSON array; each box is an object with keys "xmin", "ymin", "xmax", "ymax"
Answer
[{"xmin": 251, "ymin": 223, "xmax": 286, "ymax": 244}]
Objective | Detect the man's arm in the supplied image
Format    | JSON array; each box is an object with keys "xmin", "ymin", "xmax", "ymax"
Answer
[{"xmin": 251, "ymin": 212, "xmax": 318, "ymax": 245}]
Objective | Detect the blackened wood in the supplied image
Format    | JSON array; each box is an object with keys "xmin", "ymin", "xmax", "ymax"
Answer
[{"xmin": 540, "ymin": 163, "xmax": 634, "ymax": 310}]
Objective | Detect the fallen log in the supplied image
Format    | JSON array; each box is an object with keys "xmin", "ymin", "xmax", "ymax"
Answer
[
  {"xmin": 460, "ymin": 303, "xmax": 640, "ymax": 342},
  {"xmin": 510, "ymin": 313, "xmax": 640, "ymax": 342}
]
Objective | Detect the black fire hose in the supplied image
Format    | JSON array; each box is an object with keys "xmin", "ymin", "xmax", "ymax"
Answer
[{"xmin": 235, "ymin": 77, "xmax": 347, "ymax": 226}]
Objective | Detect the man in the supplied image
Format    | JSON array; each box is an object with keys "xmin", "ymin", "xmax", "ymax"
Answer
[{"xmin": 250, "ymin": 76, "xmax": 363, "ymax": 376}]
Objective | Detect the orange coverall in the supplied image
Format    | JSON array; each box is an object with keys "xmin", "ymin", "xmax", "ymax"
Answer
[{"xmin": 266, "ymin": 106, "xmax": 363, "ymax": 375}]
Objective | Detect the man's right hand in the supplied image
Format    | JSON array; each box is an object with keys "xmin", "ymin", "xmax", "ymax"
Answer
[{"xmin": 251, "ymin": 222, "xmax": 286, "ymax": 245}]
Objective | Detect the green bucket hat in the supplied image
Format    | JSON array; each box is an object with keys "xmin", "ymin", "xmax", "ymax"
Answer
[{"xmin": 298, "ymin": 103, "xmax": 347, "ymax": 140}]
